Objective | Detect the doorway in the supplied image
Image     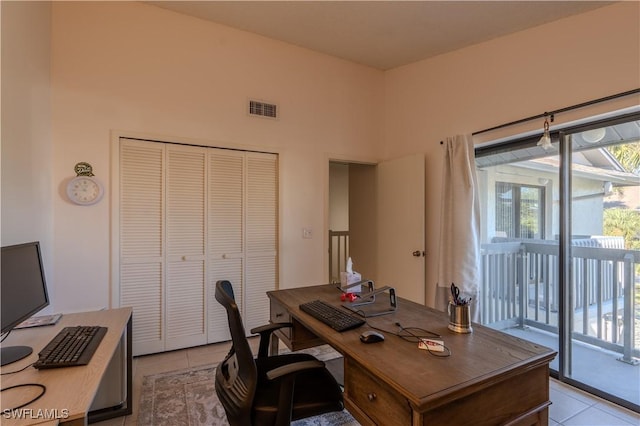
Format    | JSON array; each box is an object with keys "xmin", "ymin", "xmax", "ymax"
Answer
[
  {"xmin": 328, "ymin": 162, "xmax": 377, "ymax": 284},
  {"xmin": 328, "ymin": 154, "xmax": 426, "ymax": 304}
]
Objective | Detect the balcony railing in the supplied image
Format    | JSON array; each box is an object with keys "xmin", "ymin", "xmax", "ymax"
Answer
[
  {"xmin": 480, "ymin": 238, "xmax": 639, "ymax": 364},
  {"xmin": 329, "ymin": 230, "xmax": 349, "ymax": 284}
]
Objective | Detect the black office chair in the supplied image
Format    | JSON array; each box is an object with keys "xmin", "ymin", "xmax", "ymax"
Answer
[{"xmin": 214, "ymin": 280, "xmax": 344, "ymax": 426}]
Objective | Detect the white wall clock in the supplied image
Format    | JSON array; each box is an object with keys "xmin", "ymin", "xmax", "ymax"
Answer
[{"xmin": 66, "ymin": 162, "xmax": 104, "ymax": 205}]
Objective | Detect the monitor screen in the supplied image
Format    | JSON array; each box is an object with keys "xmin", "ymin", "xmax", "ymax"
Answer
[{"xmin": 1, "ymin": 241, "xmax": 49, "ymax": 365}]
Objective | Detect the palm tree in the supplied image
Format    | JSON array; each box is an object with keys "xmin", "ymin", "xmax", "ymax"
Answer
[
  {"xmin": 603, "ymin": 208, "xmax": 640, "ymax": 250},
  {"xmin": 604, "ymin": 141, "xmax": 640, "ymax": 251},
  {"xmin": 607, "ymin": 141, "xmax": 640, "ymax": 174}
]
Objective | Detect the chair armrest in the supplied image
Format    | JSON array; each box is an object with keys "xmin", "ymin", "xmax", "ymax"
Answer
[
  {"xmin": 266, "ymin": 359, "xmax": 325, "ymax": 380},
  {"xmin": 266, "ymin": 359, "xmax": 327, "ymax": 426},
  {"xmin": 250, "ymin": 322, "xmax": 293, "ymax": 335},
  {"xmin": 250, "ymin": 322, "xmax": 293, "ymax": 358}
]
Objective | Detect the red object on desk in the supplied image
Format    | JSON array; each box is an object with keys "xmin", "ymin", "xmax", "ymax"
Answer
[{"xmin": 340, "ymin": 292, "xmax": 357, "ymax": 302}]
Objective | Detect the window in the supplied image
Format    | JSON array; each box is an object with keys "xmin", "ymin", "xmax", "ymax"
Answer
[{"xmin": 495, "ymin": 182, "xmax": 545, "ymax": 239}]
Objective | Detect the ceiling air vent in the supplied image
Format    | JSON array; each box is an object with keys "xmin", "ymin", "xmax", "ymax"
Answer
[{"xmin": 249, "ymin": 99, "xmax": 278, "ymax": 119}]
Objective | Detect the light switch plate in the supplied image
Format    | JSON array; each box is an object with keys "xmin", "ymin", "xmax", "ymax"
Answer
[{"xmin": 303, "ymin": 228, "xmax": 313, "ymax": 239}]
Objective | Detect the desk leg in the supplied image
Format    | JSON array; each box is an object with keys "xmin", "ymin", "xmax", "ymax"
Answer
[
  {"xmin": 269, "ymin": 332, "xmax": 280, "ymax": 356},
  {"xmin": 88, "ymin": 314, "xmax": 133, "ymax": 423},
  {"xmin": 125, "ymin": 315, "xmax": 133, "ymax": 414},
  {"xmin": 412, "ymin": 411, "xmax": 423, "ymax": 426}
]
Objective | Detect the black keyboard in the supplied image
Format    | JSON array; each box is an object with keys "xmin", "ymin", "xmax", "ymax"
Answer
[
  {"xmin": 299, "ymin": 300, "xmax": 365, "ymax": 332},
  {"xmin": 33, "ymin": 326, "xmax": 107, "ymax": 369}
]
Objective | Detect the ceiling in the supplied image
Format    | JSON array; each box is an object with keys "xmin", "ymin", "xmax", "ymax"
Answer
[{"xmin": 148, "ymin": 1, "xmax": 613, "ymax": 70}]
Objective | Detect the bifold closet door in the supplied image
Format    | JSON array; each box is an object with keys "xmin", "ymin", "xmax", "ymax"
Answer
[
  {"xmin": 118, "ymin": 138, "xmax": 278, "ymax": 355},
  {"xmin": 119, "ymin": 140, "xmax": 208, "ymax": 354},
  {"xmin": 165, "ymin": 145, "xmax": 207, "ymax": 350},
  {"xmin": 207, "ymin": 150, "xmax": 279, "ymax": 340},
  {"xmin": 244, "ymin": 152, "xmax": 278, "ymax": 332},
  {"xmin": 207, "ymin": 149, "xmax": 244, "ymax": 342},
  {"xmin": 119, "ymin": 139, "xmax": 165, "ymax": 355}
]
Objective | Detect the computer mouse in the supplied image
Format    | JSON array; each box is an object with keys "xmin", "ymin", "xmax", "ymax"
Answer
[{"xmin": 360, "ymin": 330, "xmax": 384, "ymax": 344}]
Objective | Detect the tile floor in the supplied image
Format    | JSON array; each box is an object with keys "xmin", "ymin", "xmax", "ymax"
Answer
[{"xmin": 96, "ymin": 339, "xmax": 640, "ymax": 426}]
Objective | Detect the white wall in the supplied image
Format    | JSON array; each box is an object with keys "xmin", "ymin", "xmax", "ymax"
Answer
[
  {"xmin": 383, "ymin": 2, "xmax": 640, "ymax": 306},
  {"xmin": 1, "ymin": 1, "xmax": 55, "ymax": 308},
  {"xmin": 329, "ymin": 162, "xmax": 349, "ymax": 231},
  {"xmin": 348, "ymin": 163, "xmax": 377, "ymax": 281},
  {"xmin": 49, "ymin": 2, "xmax": 383, "ymax": 311},
  {"xmin": 3, "ymin": 1, "xmax": 639, "ymax": 314}
]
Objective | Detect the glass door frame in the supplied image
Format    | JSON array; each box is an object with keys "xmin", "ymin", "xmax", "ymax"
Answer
[
  {"xmin": 556, "ymin": 112, "xmax": 640, "ymax": 412},
  {"xmin": 476, "ymin": 110, "xmax": 640, "ymax": 413}
]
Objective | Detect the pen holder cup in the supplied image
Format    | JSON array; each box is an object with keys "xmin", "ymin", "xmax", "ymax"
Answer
[{"xmin": 448, "ymin": 302, "xmax": 473, "ymax": 333}]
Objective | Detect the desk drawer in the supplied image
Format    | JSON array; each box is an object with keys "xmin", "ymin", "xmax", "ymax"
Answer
[
  {"xmin": 270, "ymin": 299, "xmax": 291, "ymax": 339},
  {"xmin": 345, "ymin": 358, "xmax": 411, "ymax": 425},
  {"xmin": 270, "ymin": 298, "xmax": 323, "ymax": 351}
]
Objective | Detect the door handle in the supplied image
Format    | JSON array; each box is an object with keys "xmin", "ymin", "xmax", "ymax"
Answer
[{"xmin": 412, "ymin": 250, "xmax": 425, "ymax": 257}]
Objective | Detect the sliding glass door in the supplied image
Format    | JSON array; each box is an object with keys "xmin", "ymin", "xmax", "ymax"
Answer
[
  {"xmin": 563, "ymin": 118, "xmax": 640, "ymax": 409},
  {"xmin": 476, "ymin": 133, "xmax": 562, "ymax": 373},
  {"xmin": 476, "ymin": 112, "xmax": 640, "ymax": 412}
]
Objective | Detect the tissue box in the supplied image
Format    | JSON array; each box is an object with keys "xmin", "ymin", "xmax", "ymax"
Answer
[{"xmin": 340, "ymin": 271, "xmax": 362, "ymax": 292}]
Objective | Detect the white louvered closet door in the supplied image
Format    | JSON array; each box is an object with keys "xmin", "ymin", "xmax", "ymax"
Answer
[
  {"xmin": 208, "ymin": 149, "xmax": 244, "ymax": 342},
  {"xmin": 245, "ymin": 152, "xmax": 278, "ymax": 331},
  {"xmin": 118, "ymin": 138, "xmax": 278, "ymax": 355},
  {"xmin": 119, "ymin": 139, "xmax": 165, "ymax": 355},
  {"xmin": 165, "ymin": 145, "xmax": 207, "ymax": 351}
]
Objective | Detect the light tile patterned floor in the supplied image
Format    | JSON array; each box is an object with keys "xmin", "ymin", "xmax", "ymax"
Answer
[
  {"xmin": 96, "ymin": 338, "xmax": 639, "ymax": 426},
  {"xmin": 548, "ymin": 379, "xmax": 639, "ymax": 426}
]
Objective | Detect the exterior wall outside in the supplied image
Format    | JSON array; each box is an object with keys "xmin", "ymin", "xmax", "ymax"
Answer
[
  {"xmin": 478, "ymin": 165, "xmax": 606, "ymax": 243},
  {"xmin": 571, "ymin": 177, "xmax": 606, "ymax": 237}
]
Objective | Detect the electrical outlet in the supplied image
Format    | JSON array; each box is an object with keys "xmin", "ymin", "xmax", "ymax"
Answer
[{"xmin": 303, "ymin": 228, "xmax": 313, "ymax": 239}]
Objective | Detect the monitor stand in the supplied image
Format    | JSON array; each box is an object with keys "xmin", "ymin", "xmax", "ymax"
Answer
[
  {"xmin": 343, "ymin": 286, "xmax": 397, "ymax": 317},
  {"xmin": 1, "ymin": 345, "xmax": 33, "ymax": 366}
]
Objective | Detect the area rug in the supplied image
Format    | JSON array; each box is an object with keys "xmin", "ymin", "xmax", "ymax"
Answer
[{"xmin": 137, "ymin": 345, "xmax": 360, "ymax": 426}]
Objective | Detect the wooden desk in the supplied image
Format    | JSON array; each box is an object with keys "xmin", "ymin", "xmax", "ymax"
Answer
[
  {"xmin": 268, "ymin": 285, "xmax": 557, "ymax": 426},
  {"xmin": 0, "ymin": 308, "xmax": 132, "ymax": 426}
]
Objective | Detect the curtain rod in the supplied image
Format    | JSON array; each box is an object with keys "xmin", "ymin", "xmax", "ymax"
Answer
[{"xmin": 471, "ymin": 88, "xmax": 640, "ymax": 136}]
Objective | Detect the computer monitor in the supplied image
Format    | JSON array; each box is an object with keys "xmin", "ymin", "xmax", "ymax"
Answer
[{"xmin": 1, "ymin": 241, "xmax": 50, "ymax": 366}]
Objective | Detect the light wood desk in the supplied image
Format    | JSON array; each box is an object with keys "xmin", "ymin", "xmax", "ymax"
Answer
[
  {"xmin": 0, "ymin": 308, "xmax": 132, "ymax": 426},
  {"xmin": 268, "ymin": 285, "xmax": 557, "ymax": 426}
]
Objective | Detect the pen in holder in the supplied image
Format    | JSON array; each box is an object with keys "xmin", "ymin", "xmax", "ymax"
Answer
[
  {"xmin": 448, "ymin": 283, "xmax": 472, "ymax": 333},
  {"xmin": 448, "ymin": 302, "xmax": 472, "ymax": 333}
]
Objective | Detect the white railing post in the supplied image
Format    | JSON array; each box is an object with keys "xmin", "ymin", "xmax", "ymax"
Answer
[
  {"xmin": 518, "ymin": 244, "xmax": 526, "ymax": 328},
  {"xmin": 619, "ymin": 253, "xmax": 639, "ymax": 365},
  {"xmin": 328, "ymin": 230, "xmax": 350, "ymax": 284}
]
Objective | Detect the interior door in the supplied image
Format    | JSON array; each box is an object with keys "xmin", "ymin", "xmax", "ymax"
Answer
[{"xmin": 376, "ymin": 154, "xmax": 426, "ymax": 304}]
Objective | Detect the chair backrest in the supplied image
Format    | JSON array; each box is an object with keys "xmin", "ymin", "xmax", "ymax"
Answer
[{"xmin": 214, "ymin": 280, "xmax": 257, "ymax": 426}]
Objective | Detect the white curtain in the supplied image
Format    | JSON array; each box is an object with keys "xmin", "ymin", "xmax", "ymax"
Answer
[{"xmin": 436, "ymin": 134, "xmax": 482, "ymax": 322}]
